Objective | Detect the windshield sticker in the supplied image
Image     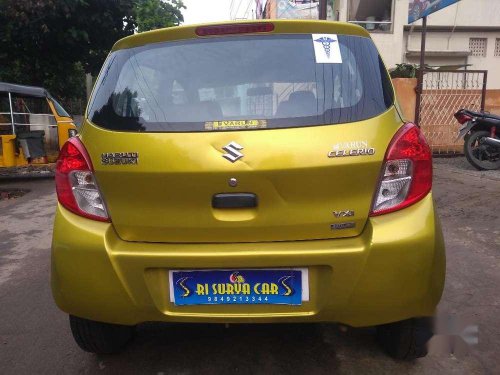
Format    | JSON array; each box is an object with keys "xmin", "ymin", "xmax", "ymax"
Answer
[
  {"xmin": 312, "ymin": 34, "xmax": 342, "ymax": 64},
  {"xmin": 205, "ymin": 120, "xmax": 267, "ymax": 131}
]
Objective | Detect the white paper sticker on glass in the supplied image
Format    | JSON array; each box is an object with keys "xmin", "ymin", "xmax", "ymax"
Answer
[{"xmin": 312, "ymin": 34, "xmax": 342, "ymax": 64}]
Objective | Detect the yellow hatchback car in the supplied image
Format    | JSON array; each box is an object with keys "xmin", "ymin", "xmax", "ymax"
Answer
[{"xmin": 51, "ymin": 20, "xmax": 445, "ymax": 359}]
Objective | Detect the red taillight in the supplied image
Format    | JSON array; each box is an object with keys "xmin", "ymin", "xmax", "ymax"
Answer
[
  {"xmin": 55, "ymin": 138, "xmax": 110, "ymax": 222},
  {"xmin": 195, "ymin": 23, "xmax": 274, "ymax": 37},
  {"xmin": 454, "ymin": 112, "xmax": 473, "ymax": 125},
  {"xmin": 370, "ymin": 123, "xmax": 432, "ymax": 216}
]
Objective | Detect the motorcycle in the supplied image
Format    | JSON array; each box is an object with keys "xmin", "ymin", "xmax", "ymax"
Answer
[{"xmin": 454, "ymin": 109, "xmax": 500, "ymax": 170}]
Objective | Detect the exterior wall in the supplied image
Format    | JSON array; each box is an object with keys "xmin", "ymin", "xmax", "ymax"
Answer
[
  {"xmin": 405, "ymin": 30, "xmax": 500, "ymax": 88},
  {"xmin": 259, "ymin": 0, "xmax": 408, "ymax": 68},
  {"xmin": 231, "ymin": 0, "xmax": 256, "ymax": 20},
  {"xmin": 369, "ymin": 0, "xmax": 407, "ymax": 69},
  {"xmin": 255, "ymin": 0, "xmax": 321, "ymax": 19},
  {"xmin": 392, "ymin": 78, "xmax": 417, "ymax": 121},
  {"xmin": 335, "ymin": 0, "xmax": 409, "ymax": 69},
  {"xmin": 336, "ymin": 0, "xmax": 500, "ymax": 89},
  {"xmin": 252, "ymin": 1, "xmax": 500, "ymax": 87},
  {"xmin": 485, "ymin": 90, "xmax": 500, "ymax": 115}
]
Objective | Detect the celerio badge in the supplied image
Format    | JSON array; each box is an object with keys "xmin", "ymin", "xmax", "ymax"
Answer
[
  {"xmin": 222, "ymin": 141, "xmax": 244, "ymax": 163},
  {"xmin": 328, "ymin": 141, "xmax": 375, "ymax": 158}
]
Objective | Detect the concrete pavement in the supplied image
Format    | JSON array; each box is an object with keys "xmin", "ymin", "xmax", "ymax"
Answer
[{"xmin": 0, "ymin": 158, "xmax": 499, "ymax": 374}]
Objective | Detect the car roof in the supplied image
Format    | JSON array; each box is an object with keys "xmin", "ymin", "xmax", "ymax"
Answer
[
  {"xmin": 112, "ymin": 19, "xmax": 371, "ymax": 52},
  {"xmin": 0, "ymin": 82, "xmax": 49, "ymax": 98}
]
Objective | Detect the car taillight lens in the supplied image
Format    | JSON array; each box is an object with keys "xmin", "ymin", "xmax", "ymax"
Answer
[
  {"xmin": 370, "ymin": 123, "xmax": 432, "ymax": 216},
  {"xmin": 454, "ymin": 112, "xmax": 472, "ymax": 125},
  {"xmin": 55, "ymin": 137, "xmax": 110, "ymax": 222}
]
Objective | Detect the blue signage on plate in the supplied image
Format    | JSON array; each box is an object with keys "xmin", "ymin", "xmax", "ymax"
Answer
[
  {"xmin": 408, "ymin": 0, "xmax": 461, "ymax": 24},
  {"xmin": 171, "ymin": 269, "xmax": 303, "ymax": 306}
]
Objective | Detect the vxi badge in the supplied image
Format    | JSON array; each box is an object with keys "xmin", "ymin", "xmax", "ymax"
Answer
[
  {"xmin": 328, "ymin": 140, "xmax": 375, "ymax": 158},
  {"xmin": 101, "ymin": 152, "xmax": 138, "ymax": 165}
]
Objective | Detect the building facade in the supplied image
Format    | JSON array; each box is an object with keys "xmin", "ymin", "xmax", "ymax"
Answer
[
  {"xmin": 230, "ymin": 0, "xmax": 257, "ymax": 20},
  {"xmin": 250, "ymin": 0, "xmax": 500, "ymax": 88}
]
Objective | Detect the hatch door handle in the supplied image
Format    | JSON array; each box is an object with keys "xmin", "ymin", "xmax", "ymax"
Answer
[{"xmin": 212, "ymin": 193, "xmax": 258, "ymax": 209}]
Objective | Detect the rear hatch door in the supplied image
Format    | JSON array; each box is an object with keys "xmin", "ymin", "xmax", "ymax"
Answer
[{"xmin": 82, "ymin": 27, "xmax": 400, "ymax": 243}]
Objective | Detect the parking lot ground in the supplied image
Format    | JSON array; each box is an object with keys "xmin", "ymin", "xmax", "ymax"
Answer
[{"xmin": 0, "ymin": 157, "xmax": 499, "ymax": 374}]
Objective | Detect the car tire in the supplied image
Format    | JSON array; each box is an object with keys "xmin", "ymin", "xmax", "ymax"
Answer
[
  {"xmin": 69, "ymin": 315, "xmax": 135, "ymax": 354},
  {"xmin": 376, "ymin": 317, "xmax": 433, "ymax": 360},
  {"xmin": 464, "ymin": 131, "xmax": 500, "ymax": 170}
]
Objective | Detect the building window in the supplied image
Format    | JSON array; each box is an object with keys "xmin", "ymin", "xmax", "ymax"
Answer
[
  {"xmin": 495, "ymin": 39, "xmax": 500, "ymax": 57},
  {"xmin": 469, "ymin": 38, "xmax": 487, "ymax": 57},
  {"xmin": 348, "ymin": 0, "xmax": 393, "ymax": 32}
]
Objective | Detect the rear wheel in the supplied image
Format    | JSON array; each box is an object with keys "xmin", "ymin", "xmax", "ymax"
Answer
[
  {"xmin": 69, "ymin": 315, "xmax": 135, "ymax": 354},
  {"xmin": 464, "ymin": 130, "xmax": 500, "ymax": 170},
  {"xmin": 376, "ymin": 318, "xmax": 433, "ymax": 360}
]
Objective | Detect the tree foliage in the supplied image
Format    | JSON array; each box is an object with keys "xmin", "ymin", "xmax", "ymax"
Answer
[
  {"xmin": 135, "ymin": 0, "xmax": 185, "ymax": 33},
  {"xmin": 0, "ymin": 0, "xmax": 185, "ymax": 100}
]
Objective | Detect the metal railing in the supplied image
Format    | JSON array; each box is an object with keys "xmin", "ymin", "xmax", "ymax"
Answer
[
  {"xmin": 0, "ymin": 112, "xmax": 57, "ymax": 132},
  {"xmin": 0, "ymin": 112, "xmax": 60, "ymax": 158},
  {"xmin": 417, "ymin": 69, "xmax": 488, "ymax": 154}
]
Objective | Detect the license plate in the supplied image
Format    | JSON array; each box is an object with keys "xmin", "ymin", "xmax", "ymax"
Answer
[{"xmin": 169, "ymin": 269, "xmax": 308, "ymax": 306}]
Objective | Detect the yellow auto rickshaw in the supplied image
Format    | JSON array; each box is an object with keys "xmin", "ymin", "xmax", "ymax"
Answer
[{"xmin": 0, "ymin": 82, "xmax": 77, "ymax": 167}]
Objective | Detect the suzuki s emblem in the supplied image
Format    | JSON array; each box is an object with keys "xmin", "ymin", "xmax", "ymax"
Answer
[{"xmin": 222, "ymin": 141, "xmax": 244, "ymax": 163}]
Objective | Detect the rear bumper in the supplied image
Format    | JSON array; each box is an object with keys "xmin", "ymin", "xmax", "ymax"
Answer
[{"xmin": 51, "ymin": 194, "xmax": 445, "ymax": 327}]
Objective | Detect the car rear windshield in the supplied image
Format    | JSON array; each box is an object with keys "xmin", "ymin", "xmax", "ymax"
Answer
[{"xmin": 88, "ymin": 34, "xmax": 393, "ymax": 132}]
